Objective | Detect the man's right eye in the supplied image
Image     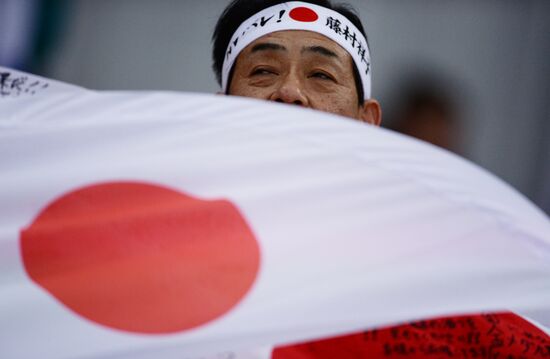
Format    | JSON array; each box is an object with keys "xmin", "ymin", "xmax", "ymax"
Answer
[{"xmin": 250, "ymin": 68, "xmax": 276, "ymax": 76}]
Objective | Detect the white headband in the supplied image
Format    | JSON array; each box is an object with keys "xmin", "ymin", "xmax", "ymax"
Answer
[{"xmin": 221, "ymin": 1, "xmax": 372, "ymax": 99}]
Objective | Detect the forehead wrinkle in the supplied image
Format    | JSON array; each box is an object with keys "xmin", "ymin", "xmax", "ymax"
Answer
[{"xmin": 250, "ymin": 42, "xmax": 287, "ymax": 53}]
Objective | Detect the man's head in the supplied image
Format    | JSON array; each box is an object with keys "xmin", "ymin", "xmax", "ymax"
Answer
[{"xmin": 212, "ymin": 0, "xmax": 381, "ymax": 125}]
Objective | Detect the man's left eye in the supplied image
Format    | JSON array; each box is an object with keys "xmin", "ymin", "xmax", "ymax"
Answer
[{"xmin": 310, "ymin": 72, "xmax": 335, "ymax": 81}]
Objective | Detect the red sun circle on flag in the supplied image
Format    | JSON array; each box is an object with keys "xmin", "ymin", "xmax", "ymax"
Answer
[
  {"xmin": 289, "ymin": 7, "xmax": 319, "ymax": 22},
  {"xmin": 20, "ymin": 181, "xmax": 261, "ymax": 334}
]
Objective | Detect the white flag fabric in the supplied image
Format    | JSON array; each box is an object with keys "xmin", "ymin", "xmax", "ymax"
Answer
[{"xmin": 0, "ymin": 68, "xmax": 549, "ymax": 359}]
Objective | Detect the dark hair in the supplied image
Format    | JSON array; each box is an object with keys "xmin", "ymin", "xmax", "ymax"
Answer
[{"xmin": 212, "ymin": 0, "xmax": 369, "ymax": 104}]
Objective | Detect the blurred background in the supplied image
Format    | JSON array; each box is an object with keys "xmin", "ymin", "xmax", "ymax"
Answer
[{"xmin": 1, "ymin": 0, "xmax": 549, "ymax": 215}]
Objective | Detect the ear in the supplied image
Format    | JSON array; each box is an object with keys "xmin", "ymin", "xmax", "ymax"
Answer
[{"xmin": 357, "ymin": 99, "xmax": 382, "ymax": 126}]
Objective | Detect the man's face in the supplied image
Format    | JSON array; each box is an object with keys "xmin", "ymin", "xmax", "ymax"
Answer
[{"xmin": 228, "ymin": 30, "xmax": 379, "ymax": 123}]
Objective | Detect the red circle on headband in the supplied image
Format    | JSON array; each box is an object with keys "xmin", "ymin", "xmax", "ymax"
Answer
[
  {"xmin": 289, "ymin": 7, "xmax": 318, "ymax": 22},
  {"xmin": 20, "ymin": 181, "xmax": 260, "ymax": 334}
]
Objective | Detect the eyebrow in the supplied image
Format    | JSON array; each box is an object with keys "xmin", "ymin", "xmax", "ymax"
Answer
[
  {"xmin": 250, "ymin": 42, "xmax": 287, "ymax": 53},
  {"xmin": 301, "ymin": 45, "xmax": 339, "ymax": 59}
]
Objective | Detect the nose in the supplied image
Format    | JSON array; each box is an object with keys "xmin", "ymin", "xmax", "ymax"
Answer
[{"xmin": 269, "ymin": 72, "xmax": 308, "ymax": 107}]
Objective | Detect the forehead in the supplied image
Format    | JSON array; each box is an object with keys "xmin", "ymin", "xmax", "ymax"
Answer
[{"xmin": 243, "ymin": 30, "xmax": 351, "ymax": 59}]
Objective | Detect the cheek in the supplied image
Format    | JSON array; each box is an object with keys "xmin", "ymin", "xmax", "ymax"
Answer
[
  {"xmin": 229, "ymin": 76, "xmax": 272, "ymax": 100},
  {"xmin": 311, "ymin": 91, "xmax": 358, "ymax": 118}
]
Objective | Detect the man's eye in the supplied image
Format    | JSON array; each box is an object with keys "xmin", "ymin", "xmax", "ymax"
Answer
[
  {"xmin": 310, "ymin": 71, "xmax": 335, "ymax": 81},
  {"xmin": 251, "ymin": 68, "xmax": 276, "ymax": 76}
]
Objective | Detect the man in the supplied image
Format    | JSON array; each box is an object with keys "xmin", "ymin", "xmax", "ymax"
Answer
[
  {"xmin": 211, "ymin": 1, "xmax": 549, "ymax": 357},
  {"xmin": 212, "ymin": 0, "xmax": 381, "ymax": 125}
]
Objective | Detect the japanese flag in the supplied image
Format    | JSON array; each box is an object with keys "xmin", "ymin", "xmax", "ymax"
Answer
[{"xmin": 0, "ymin": 67, "xmax": 549, "ymax": 359}]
